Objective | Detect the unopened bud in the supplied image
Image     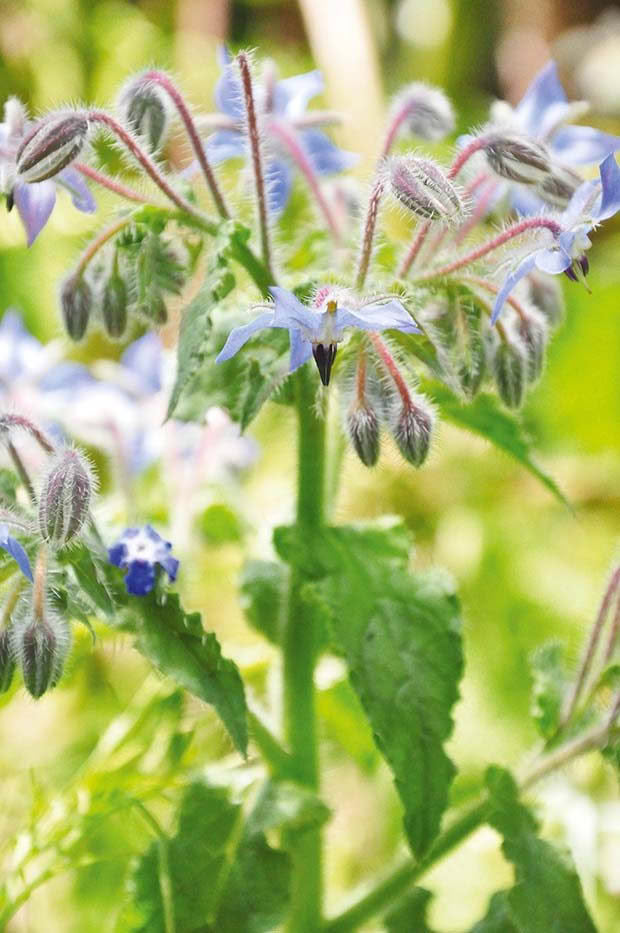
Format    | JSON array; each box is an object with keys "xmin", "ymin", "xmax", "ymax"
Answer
[
  {"xmin": 38, "ymin": 448, "xmax": 93, "ymax": 547},
  {"xmin": 392, "ymin": 399, "xmax": 433, "ymax": 467},
  {"xmin": 527, "ymin": 269, "xmax": 564, "ymax": 327},
  {"xmin": 13, "ymin": 607, "xmax": 71, "ymax": 699},
  {"xmin": 390, "ymin": 84, "xmax": 455, "ymax": 142},
  {"xmin": 0, "ymin": 627, "xmax": 15, "ymax": 693},
  {"xmin": 60, "ymin": 274, "xmax": 91, "ymax": 341},
  {"xmin": 389, "ymin": 156, "xmax": 464, "ymax": 224},
  {"xmin": 535, "ymin": 162, "xmax": 582, "ymax": 209},
  {"xmin": 492, "ymin": 338, "xmax": 527, "ymax": 408},
  {"xmin": 16, "ymin": 113, "xmax": 88, "ymax": 184},
  {"xmin": 102, "ymin": 271, "xmax": 128, "ymax": 338},
  {"xmin": 483, "ymin": 132, "xmax": 551, "ymax": 185},
  {"xmin": 516, "ymin": 311, "xmax": 548, "ymax": 383},
  {"xmin": 348, "ymin": 403, "xmax": 380, "ymax": 466},
  {"xmin": 119, "ymin": 78, "xmax": 170, "ymax": 152}
]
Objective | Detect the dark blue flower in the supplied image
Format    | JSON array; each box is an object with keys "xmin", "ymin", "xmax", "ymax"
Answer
[
  {"xmin": 108, "ymin": 525, "xmax": 179, "ymax": 596},
  {"xmin": 202, "ymin": 47, "xmax": 357, "ymax": 212},
  {"xmin": 0, "ymin": 522, "xmax": 33, "ymax": 581},
  {"xmin": 217, "ymin": 286, "xmax": 421, "ymax": 385},
  {"xmin": 492, "ymin": 154, "xmax": 620, "ymax": 322}
]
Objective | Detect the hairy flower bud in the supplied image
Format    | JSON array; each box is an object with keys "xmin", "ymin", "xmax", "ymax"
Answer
[
  {"xmin": 0, "ymin": 626, "xmax": 15, "ymax": 693},
  {"xmin": 12, "ymin": 607, "xmax": 71, "ymax": 699},
  {"xmin": 390, "ymin": 84, "xmax": 455, "ymax": 142},
  {"xmin": 119, "ymin": 78, "xmax": 170, "ymax": 152},
  {"xmin": 389, "ymin": 156, "xmax": 464, "ymax": 224},
  {"xmin": 527, "ymin": 270, "xmax": 565, "ymax": 327},
  {"xmin": 102, "ymin": 271, "xmax": 128, "ymax": 339},
  {"xmin": 348, "ymin": 402, "xmax": 380, "ymax": 466},
  {"xmin": 516, "ymin": 311, "xmax": 548, "ymax": 383},
  {"xmin": 535, "ymin": 162, "xmax": 582, "ymax": 209},
  {"xmin": 60, "ymin": 274, "xmax": 91, "ymax": 341},
  {"xmin": 492, "ymin": 338, "xmax": 527, "ymax": 408},
  {"xmin": 391, "ymin": 399, "xmax": 434, "ymax": 467},
  {"xmin": 38, "ymin": 448, "xmax": 93, "ymax": 547},
  {"xmin": 483, "ymin": 132, "xmax": 551, "ymax": 185},
  {"xmin": 16, "ymin": 113, "xmax": 88, "ymax": 184}
]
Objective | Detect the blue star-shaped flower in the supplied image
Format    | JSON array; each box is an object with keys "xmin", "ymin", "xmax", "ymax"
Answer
[
  {"xmin": 0, "ymin": 522, "xmax": 33, "ymax": 581},
  {"xmin": 0, "ymin": 99, "xmax": 95, "ymax": 245},
  {"xmin": 108, "ymin": 525, "xmax": 179, "ymax": 596},
  {"xmin": 203, "ymin": 47, "xmax": 357, "ymax": 213},
  {"xmin": 216, "ymin": 286, "xmax": 421, "ymax": 385},
  {"xmin": 492, "ymin": 154, "xmax": 620, "ymax": 322}
]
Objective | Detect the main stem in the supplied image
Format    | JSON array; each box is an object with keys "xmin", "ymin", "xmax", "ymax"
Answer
[{"xmin": 284, "ymin": 367, "xmax": 326, "ymax": 932}]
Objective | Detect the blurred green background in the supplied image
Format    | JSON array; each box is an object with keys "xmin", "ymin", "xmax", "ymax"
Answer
[{"xmin": 1, "ymin": 0, "xmax": 620, "ymax": 930}]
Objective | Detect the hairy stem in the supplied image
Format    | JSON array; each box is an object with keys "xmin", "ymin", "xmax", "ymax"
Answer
[
  {"xmin": 356, "ymin": 177, "xmax": 385, "ymax": 290},
  {"xmin": 74, "ymin": 216, "xmax": 132, "ymax": 276},
  {"xmin": 74, "ymin": 161, "xmax": 148, "ymax": 203},
  {"xmin": 142, "ymin": 70, "xmax": 229, "ymax": 218}
]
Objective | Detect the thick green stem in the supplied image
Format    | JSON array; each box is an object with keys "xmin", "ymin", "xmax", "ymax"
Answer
[{"xmin": 284, "ymin": 367, "xmax": 326, "ymax": 932}]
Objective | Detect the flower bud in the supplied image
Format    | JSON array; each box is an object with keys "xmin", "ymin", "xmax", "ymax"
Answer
[
  {"xmin": 102, "ymin": 271, "xmax": 128, "ymax": 339},
  {"xmin": 516, "ymin": 311, "xmax": 548, "ymax": 384},
  {"xmin": 0, "ymin": 626, "xmax": 15, "ymax": 694},
  {"xmin": 391, "ymin": 398, "xmax": 434, "ymax": 467},
  {"xmin": 535, "ymin": 162, "xmax": 582, "ymax": 209},
  {"xmin": 12, "ymin": 608, "xmax": 71, "ymax": 699},
  {"xmin": 16, "ymin": 113, "xmax": 88, "ymax": 184},
  {"xmin": 527, "ymin": 269, "xmax": 564, "ymax": 327},
  {"xmin": 119, "ymin": 79, "xmax": 170, "ymax": 152},
  {"xmin": 348, "ymin": 402, "xmax": 380, "ymax": 466},
  {"xmin": 389, "ymin": 156, "xmax": 464, "ymax": 224},
  {"xmin": 390, "ymin": 84, "xmax": 455, "ymax": 142},
  {"xmin": 60, "ymin": 274, "xmax": 91, "ymax": 341},
  {"xmin": 483, "ymin": 132, "xmax": 551, "ymax": 185},
  {"xmin": 492, "ymin": 338, "xmax": 527, "ymax": 408},
  {"xmin": 38, "ymin": 448, "xmax": 93, "ymax": 547}
]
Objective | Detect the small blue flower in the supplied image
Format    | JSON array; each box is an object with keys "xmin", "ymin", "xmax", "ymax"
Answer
[
  {"xmin": 216, "ymin": 286, "xmax": 421, "ymax": 385},
  {"xmin": 0, "ymin": 99, "xmax": 95, "ymax": 245},
  {"xmin": 492, "ymin": 154, "xmax": 620, "ymax": 322},
  {"xmin": 0, "ymin": 522, "xmax": 33, "ymax": 582},
  {"xmin": 108, "ymin": 525, "xmax": 179, "ymax": 596},
  {"xmin": 202, "ymin": 47, "xmax": 357, "ymax": 213}
]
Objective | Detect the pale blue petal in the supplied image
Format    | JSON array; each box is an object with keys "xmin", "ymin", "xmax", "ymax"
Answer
[
  {"xmin": 58, "ymin": 167, "xmax": 96, "ymax": 213},
  {"xmin": 515, "ymin": 61, "xmax": 567, "ymax": 136},
  {"xmin": 270, "ymin": 286, "xmax": 321, "ymax": 334},
  {"xmin": 510, "ymin": 186, "xmax": 546, "ymax": 216},
  {"xmin": 0, "ymin": 524, "xmax": 33, "ymax": 582},
  {"xmin": 216, "ymin": 311, "xmax": 277, "ymax": 362},
  {"xmin": 214, "ymin": 50, "xmax": 244, "ymax": 120},
  {"xmin": 351, "ymin": 299, "xmax": 422, "ymax": 333},
  {"xmin": 551, "ymin": 125, "xmax": 620, "ymax": 165},
  {"xmin": 597, "ymin": 154, "xmax": 620, "ymax": 221},
  {"xmin": 333, "ymin": 306, "xmax": 420, "ymax": 335},
  {"xmin": 265, "ymin": 158, "xmax": 293, "ymax": 213},
  {"xmin": 301, "ymin": 130, "xmax": 358, "ymax": 175},
  {"xmin": 535, "ymin": 245, "xmax": 571, "ymax": 274},
  {"xmin": 273, "ymin": 70, "xmax": 324, "ymax": 118},
  {"xmin": 206, "ymin": 129, "xmax": 245, "ymax": 165},
  {"xmin": 492, "ymin": 254, "xmax": 538, "ymax": 323},
  {"xmin": 288, "ymin": 329, "xmax": 313, "ymax": 371},
  {"xmin": 561, "ymin": 178, "xmax": 600, "ymax": 227},
  {"xmin": 13, "ymin": 180, "xmax": 56, "ymax": 246}
]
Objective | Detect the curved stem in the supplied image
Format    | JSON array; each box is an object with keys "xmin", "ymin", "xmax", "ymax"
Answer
[
  {"xmin": 269, "ymin": 118, "xmax": 340, "ymax": 240},
  {"xmin": 380, "ymin": 100, "xmax": 416, "ymax": 159},
  {"xmin": 448, "ymin": 134, "xmax": 492, "ymax": 180},
  {"xmin": 74, "ymin": 216, "xmax": 132, "ymax": 277},
  {"xmin": 141, "ymin": 71, "xmax": 229, "ymax": 218},
  {"xmin": 356, "ymin": 177, "xmax": 385, "ymax": 290},
  {"xmin": 399, "ymin": 220, "xmax": 430, "ymax": 277},
  {"xmin": 74, "ymin": 161, "xmax": 148, "ymax": 203},
  {"xmin": 284, "ymin": 366, "xmax": 325, "ymax": 932}
]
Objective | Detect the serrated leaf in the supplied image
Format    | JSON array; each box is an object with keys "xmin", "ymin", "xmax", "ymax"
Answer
[
  {"xmin": 239, "ymin": 560, "xmax": 288, "ymax": 645},
  {"xmin": 423, "ymin": 382, "xmax": 570, "ymax": 508},
  {"xmin": 484, "ymin": 766, "xmax": 596, "ymax": 933},
  {"xmin": 121, "ymin": 591, "xmax": 247, "ymax": 755},
  {"xmin": 384, "ymin": 887, "xmax": 436, "ymax": 932},
  {"xmin": 288, "ymin": 522, "xmax": 463, "ymax": 858},
  {"xmin": 529, "ymin": 642, "xmax": 569, "ymax": 739}
]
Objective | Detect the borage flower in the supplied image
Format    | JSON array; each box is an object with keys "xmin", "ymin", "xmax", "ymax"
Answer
[
  {"xmin": 202, "ymin": 47, "xmax": 357, "ymax": 212},
  {"xmin": 216, "ymin": 286, "xmax": 421, "ymax": 385},
  {"xmin": 0, "ymin": 522, "xmax": 33, "ymax": 582},
  {"xmin": 108, "ymin": 525, "xmax": 179, "ymax": 596},
  {"xmin": 0, "ymin": 98, "xmax": 95, "ymax": 246},
  {"xmin": 492, "ymin": 153, "xmax": 620, "ymax": 322}
]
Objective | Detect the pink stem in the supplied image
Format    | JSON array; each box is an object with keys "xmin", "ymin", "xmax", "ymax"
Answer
[
  {"xmin": 399, "ymin": 221, "xmax": 431, "ymax": 277},
  {"xmin": 75, "ymin": 217, "xmax": 131, "ymax": 276},
  {"xmin": 448, "ymin": 134, "xmax": 493, "ymax": 180},
  {"xmin": 74, "ymin": 161, "xmax": 148, "ymax": 203},
  {"xmin": 269, "ymin": 117, "xmax": 340, "ymax": 240},
  {"xmin": 380, "ymin": 100, "xmax": 415, "ymax": 159},
  {"xmin": 356, "ymin": 177, "xmax": 385, "ymax": 289},
  {"xmin": 454, "ymin": 179, "xmax": 499, "ymax": 245},
  {"xmin": 369, "ymin": 334, "xmax": 411, "ymax": 406},
  {"xmin": 141, "ymin": 70, "xmax": 229, "ymax": 218}
]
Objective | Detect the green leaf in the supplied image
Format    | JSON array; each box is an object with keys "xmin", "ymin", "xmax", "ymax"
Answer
[
  {"xmin": 317, "ymin": 677, "xmax": 379, "ymax": 772},
  {"xmin": 247, "ymin": 779, "xmax": 331, "ymax": 836},
  {"xmin": 239, "ymin": 560, "xmax": 288, "ymax": 645},
  {"xmin": 121, "ymin": 591, "xmax": 247, "ymax": 755},
  {"xmin": 484, "ymin": 766, "xmax": 596, "ymax": 933},
  {"xmin": 529, "ymin": 642, "xmax": 569, "ymax": 740},
  {"xmin": 469, "ymin": 891, "xmax": 517, "ymax": 932},
  {"xmin": 423, "ymin": 382, "xmax": 570, "ymax": 508},
  {"xmin": 384, "ymin": 887, "xmax": 436, "ymax": 932},
  {"xmin": 198, "ymin": 504, "xmax": 244, "ymax": 545},
  {"xmin": 297, "ymin": 521, "xmax": 463, "ymax": 858}
]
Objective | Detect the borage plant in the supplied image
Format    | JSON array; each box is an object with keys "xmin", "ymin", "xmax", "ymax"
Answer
[{"xmin": 0, "ymin": 53, "xmax": 619, "ymax": 931}]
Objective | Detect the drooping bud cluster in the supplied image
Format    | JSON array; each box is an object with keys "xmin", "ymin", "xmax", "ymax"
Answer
[
  {"xmin": 15, "ymin": 112, "xmax": 89, "ymax": 184},
  {"xmin": 491, "ymin": 337, "xmax": 527, "ymax": 409},
  {"xmin": 118, "ymin": 75, "xmax": 171, "ymax": 152},
  {"xmin": 38, "ymin": 447, "xmax": 94, "ymax": 547},
  {"xmin": 389, "ymin": 156, "xmax": 465, "ymax": 224}
]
